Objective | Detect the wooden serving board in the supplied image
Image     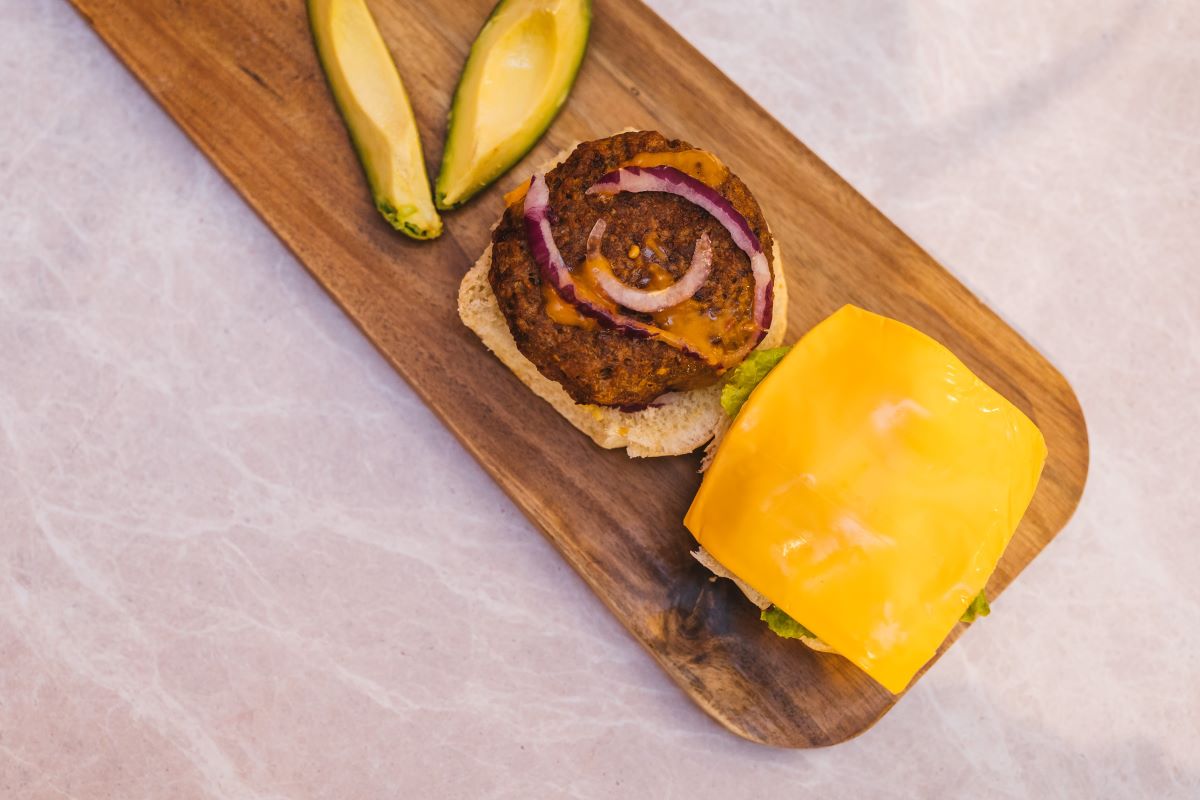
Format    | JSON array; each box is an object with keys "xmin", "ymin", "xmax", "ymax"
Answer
[{"xmin": 68, "ymin": 0, "xmax": 1089, "ymax": 746}]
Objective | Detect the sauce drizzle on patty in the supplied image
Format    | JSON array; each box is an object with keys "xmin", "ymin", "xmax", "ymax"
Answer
[
  {"xmin": 539, "ymin": 231, "xmax": 747, "ymax": 367},
  {"xmin": 623, "ymin": 149, "xmax": 729, "ymax": 188},
  {"xmin": 538, "ymin": 148, "xmax": 748, "ymax": 367}
]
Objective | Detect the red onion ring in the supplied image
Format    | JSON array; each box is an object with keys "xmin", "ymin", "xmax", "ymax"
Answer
[
  {"xmin": 523, "ymin": 174, "xmax": 649, "ymax": 340},
  {"xmin": 586, "ymin": 165, "xmax": 774, "ymax": 341},
  {"xmin": 585, "ymin": 219, "xmax": 713, "ymax": 313},
  {"xmin": 523, "ymin": 174, "xmax": 706, "ymax": 357}
]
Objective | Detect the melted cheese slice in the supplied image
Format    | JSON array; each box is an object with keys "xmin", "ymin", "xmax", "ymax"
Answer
[{"xmin": 685, "ymin": 305, "xmax": 1047, "ymax": 693}]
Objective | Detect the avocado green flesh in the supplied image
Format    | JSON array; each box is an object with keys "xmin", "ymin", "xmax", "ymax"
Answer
[
  {"xmin": 436, "ymin": 0, "xmax": 591, "ymax": 209},
  {"xmin": 308, "ymin": 0, "xmax": 442, "ymax": 239}
]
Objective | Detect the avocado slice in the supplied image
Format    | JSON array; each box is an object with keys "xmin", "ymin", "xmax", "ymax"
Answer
[
  {"xmin": 435, "ymin": 0, "xmax": 592, "ymax": 210},
  {"xmin": 308, "ymin": 0, "xmax": 442, "ymax": 239}
]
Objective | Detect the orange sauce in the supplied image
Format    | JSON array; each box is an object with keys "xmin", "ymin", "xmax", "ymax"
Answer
[
  {"xmin": 544, "ymin": 238, "xmax": 741, "ymax": 366},
  {"xmin": 644, "ymin": 262, "xmax": 674, "ymax": 289},
  {"xmin": 652, "ymin": 299, "xmax": 747, "ymax": 365},
  {"xmin": 537, "ymin": 147, "xmax": 742, "ymax": 366},
  {"xmin": 503, "ymin": 180, "xmax": 530, "ymax": 207},
  {"xmin": 623, "ymin": 149, "xmax": 729, "ymax": 188},
  {"xmin": 541, "ymin": 284, "xmax": 598, "ymax": 330},
  {"xmin": 642, "ymin": 259, "xmax": 745, "ymax": 362}
]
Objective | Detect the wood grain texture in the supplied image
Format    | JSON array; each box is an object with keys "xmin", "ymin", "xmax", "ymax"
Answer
[{"xmin": 67, "ymin": 0, "xmax": 1089, "ymax": 747}]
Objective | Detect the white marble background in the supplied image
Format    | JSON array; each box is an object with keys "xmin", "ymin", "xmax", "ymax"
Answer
[{"xmin": 2, "ymin": 0, "xmax": 1197, "ymax": 797}]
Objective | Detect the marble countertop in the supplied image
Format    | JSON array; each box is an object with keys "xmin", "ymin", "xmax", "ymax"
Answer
[{"xmin": 3, "ymin": 0, "xmax": 1197, "ymax": 797}]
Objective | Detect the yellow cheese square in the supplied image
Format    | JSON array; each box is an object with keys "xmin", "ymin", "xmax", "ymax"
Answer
[{"xmin": 685, "ymin": 305, "xmax": 1047, "ymax": 693}]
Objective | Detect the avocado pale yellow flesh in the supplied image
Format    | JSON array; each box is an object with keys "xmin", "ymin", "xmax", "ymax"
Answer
[
  {"xmin": 435, "ymin": 0, "xmax": 591, "ymax": 209},
  {"xmin": 308, "ymin": 0, "xmax": 442, "ymax": 239}
]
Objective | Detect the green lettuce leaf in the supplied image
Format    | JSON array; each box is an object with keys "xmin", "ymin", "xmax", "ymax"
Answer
[
  {"xmin": 720, "ymin": 346, "xmax": 791, "ymax": 417},
  {"xmin": 760, "ymin": 605, "xmax": 818, "ymax": 640},
  {"xmin": 762, "ymin": 590, "xmax": 991, "ymax": 644},
  {"xmin": 961, "ymin": 590, "xmax": 991, "ymax": 623}
]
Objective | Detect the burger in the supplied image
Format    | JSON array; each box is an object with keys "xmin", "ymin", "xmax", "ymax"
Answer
[
  {"xmin": 458, "ymin": 130, "xmax": 788, "ymax": 457},
  {"xmin": 686, "ymin": 305, "xmax": 1048, "ymax": 693}
]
